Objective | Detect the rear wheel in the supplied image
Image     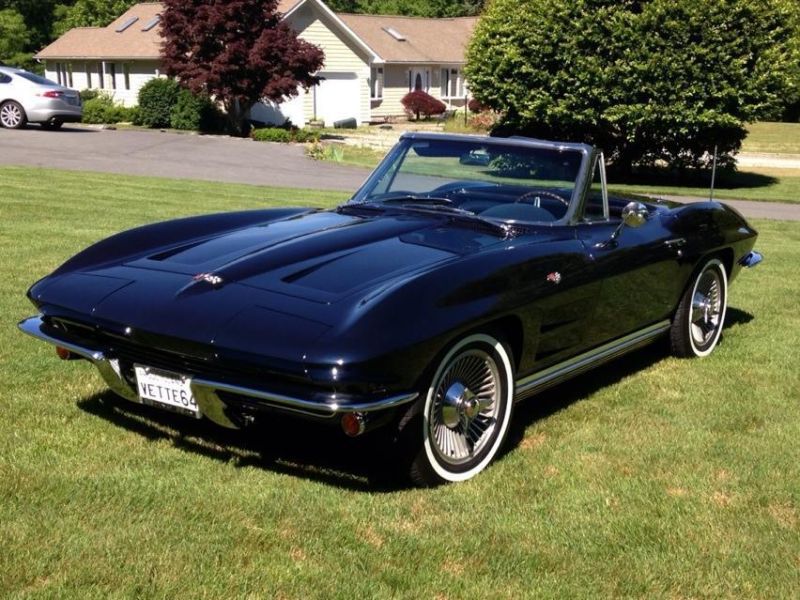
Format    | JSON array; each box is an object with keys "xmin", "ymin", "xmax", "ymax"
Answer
[
  {"xmin": 399, "ymin": 333, "xmax": 514, "ymax": 486},
  {"xmin": 0, "ymin": 101, "xmax": 27, "ymax": 129},
  {"xmin": 670, "ymin": 258, "xmax": 728, "ymax": 357}
]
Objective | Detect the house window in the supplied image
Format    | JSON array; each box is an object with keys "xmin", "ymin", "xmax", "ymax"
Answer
[
  {"xmin": 86, "ymin": 63, "xmax": 93, "ymax": 88},
  {"xmin": 55, "ymin": 63, "xmax": 62, "ymax": 85},
  {"xmin": 441, "ymin": 68, "xmax": 462, "ymax": 99},
  {"xmin": 370, "ymin": 67, "xmax": 383, "ymax": 100},
  {"xmin": 123, "ymin": 64, "xmax": 131, "ymax": 90},
  {"xmin": 98, "ymin": 63, "xmax": 105, "ymax": 89},
  {"xmin": 109, "ymin": 63, "xmax": 117, "ymax": 90},
  {"xmin": 67, "ymin": 63, "xmax": 73, "ymax": 88}
]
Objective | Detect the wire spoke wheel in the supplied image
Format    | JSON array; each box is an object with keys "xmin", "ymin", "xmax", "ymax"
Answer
[
  {"xmin": 430, "ymin": 349, "xmax": 500, "ymax": 465},
  {"xmin": 401, "ymin": 333, "xmax": 514, "ymax": 485},
  {"xmin": 671, "ymin": 258, "xmax": 728, "ymax": 358},
  {"xmin": 690, "ymin": 270, "xmax": 722, "ymax": 346}
]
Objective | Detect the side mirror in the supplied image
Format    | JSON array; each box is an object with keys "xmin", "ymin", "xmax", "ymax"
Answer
[
  {"xmin": 596, "ymin": 201, "xmax": 649, "ymax": 248},
  {"xmin": 621, "ymin": 201, "xmax": 648, "ymax": 228}
]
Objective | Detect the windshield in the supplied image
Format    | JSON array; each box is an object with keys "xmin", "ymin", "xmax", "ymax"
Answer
[{"xmin": 354, "ymin": 137, "xmax": 585, "ymax": 224}]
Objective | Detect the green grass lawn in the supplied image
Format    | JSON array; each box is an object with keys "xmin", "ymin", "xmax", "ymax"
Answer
[
  {"xmin": 742, "ymin": 122, "xmax": 800, "ymax": 155},
  {"xmin": 608, "ymin": 167, "xmax": 800, "ymax": 204},
  {"xmin": 2, "ymin": 167, "xmax": 798, "ymax": 597}
]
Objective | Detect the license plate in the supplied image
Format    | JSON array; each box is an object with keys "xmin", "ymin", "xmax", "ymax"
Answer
[
  {"xmin": 134, "ymin": 365, "xmax": 200, "ymax": 417},
  {"xmin": 66, "ymin": 97, "xmax": 79, "ymax": 106}
]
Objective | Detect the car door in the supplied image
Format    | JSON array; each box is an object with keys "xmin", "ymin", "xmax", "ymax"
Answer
[{"xmin": 574, "ymin": 157, "xmax": 684, "ymax": 347}]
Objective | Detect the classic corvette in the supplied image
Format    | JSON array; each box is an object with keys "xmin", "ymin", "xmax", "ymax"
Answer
[{"xmin": 19, "ymin": 133, "xmax": 762, "ymax": 485}]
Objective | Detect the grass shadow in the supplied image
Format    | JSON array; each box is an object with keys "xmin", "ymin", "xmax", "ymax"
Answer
[
  {"xmin": 503, "ymin": 307, "xmax": 755, "ymax": 455},
  {"xmin": 77, "ymin": 307, "xmax": 755, "ymax": 490},
  {"xmin": 608, "ymin": 167, "xmax": 778, "ymax": 191},
  {"xmin": 77, "ymin": 391, "xmax": 398, "ymax": 493}
]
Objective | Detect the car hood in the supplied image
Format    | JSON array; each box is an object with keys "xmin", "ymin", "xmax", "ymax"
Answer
[{"xmin": 33, "ymin": 210, "xmax": 507, "ymax": 356}]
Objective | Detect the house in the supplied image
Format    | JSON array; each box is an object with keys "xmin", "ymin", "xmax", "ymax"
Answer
[{"xmin": 35, "ymin": 0, "xmax": 478, "ymax": 127}]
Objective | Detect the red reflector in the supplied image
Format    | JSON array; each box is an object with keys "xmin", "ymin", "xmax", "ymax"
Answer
[
  {"xmin": 39, "ymin": 91, "xmax": 64, "ymax": 98},
  {"xmin": 341, "ymin": 412, "xmax": 366, "ymax": 437},
  {"xmin": 56, "ymin": 346, "xmax": 72, "ymax": 360}
]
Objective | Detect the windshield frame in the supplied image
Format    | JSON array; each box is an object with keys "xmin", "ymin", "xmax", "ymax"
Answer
[{"xmin": 349, "ymin": 133, "xmax": 595, "ymax": 226}]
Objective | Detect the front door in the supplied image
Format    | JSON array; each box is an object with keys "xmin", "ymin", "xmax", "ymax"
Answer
[
  {"xmin": 410, "ymin": 68, "xmax": 429, "ymax": 93},
  {"xmin": 574, "ymin": 158, "xmax": 685, "ymax": 346}
]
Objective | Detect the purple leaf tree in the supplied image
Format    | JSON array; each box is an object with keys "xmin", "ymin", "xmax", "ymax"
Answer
[{"xmin": 161, "ymin": 0, "xmax": 325, "ymax": 135}]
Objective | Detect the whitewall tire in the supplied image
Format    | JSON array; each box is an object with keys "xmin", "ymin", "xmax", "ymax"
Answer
[{"xmin": 670, "ymin": 258, "xmax": 728, "ymax": 358}]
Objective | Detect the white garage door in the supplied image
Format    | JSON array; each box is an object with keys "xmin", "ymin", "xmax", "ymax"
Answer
[
  {"xmin": 315, "ymin": 72, "xmax": 360, "ymax": 126},
  {"xmin": 250, "ymin": 90, "xmax": 306, "ymax": 128}
]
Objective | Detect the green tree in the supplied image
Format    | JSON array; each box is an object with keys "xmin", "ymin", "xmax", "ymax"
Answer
[
  {"xmin": 327, "ymin": 0, "xmax": 484, "ymax": 17},
  {"xmin": 467, "ymin": 0, "xmax": 800, "ymax": 171},
  {"xmin": 53, "ymin": 0, "xmax": 136, "ymax": 37},
  {"xmin": 0, "ymin": 8, "xmax": 29, "ymax": 62},
  {"xmin": 0, "ymin": 1, "xmax": 64, "ymax": 50}
]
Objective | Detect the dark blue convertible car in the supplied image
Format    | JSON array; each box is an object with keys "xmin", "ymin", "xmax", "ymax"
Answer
[{"xmin": 20, "ymin": 133, "xmax": 761, "ymax": 485}]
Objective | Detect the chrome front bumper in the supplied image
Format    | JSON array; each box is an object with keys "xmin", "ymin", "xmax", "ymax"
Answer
[{"xmin": 18, "ymin": 316, "xmax": 418, "ymax": 429}]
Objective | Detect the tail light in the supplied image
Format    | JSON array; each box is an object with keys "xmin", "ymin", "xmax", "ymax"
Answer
[{"xmin": 38, "ymin": 90, "xmax": 64, "ymax": 98}]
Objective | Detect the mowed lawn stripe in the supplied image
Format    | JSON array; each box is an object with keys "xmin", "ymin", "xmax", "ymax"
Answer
[{"xmin": 1, "ymin": 167, "xmax": 798, "ymax": 597}]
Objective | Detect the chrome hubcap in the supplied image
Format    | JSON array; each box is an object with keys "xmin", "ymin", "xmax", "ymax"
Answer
[
  {"xmin": 430, "ymin": 349, "xmax": 499, "ymax": 466},
  {"xmin": 690, "ymin": 269, "xmax": 722, "ymax": 346},
  {"xmin": 1, "ymin": 104, "xmax": 22, "ymax": 127}
]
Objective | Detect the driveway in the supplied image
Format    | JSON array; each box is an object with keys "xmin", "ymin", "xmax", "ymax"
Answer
[
  {"xmin": 1, "ymin": 125, "xmax": 798, "ymax": 221},
  {"xmin": 0, "ymin": 125, "xmax": 369, "ymax": 192}
]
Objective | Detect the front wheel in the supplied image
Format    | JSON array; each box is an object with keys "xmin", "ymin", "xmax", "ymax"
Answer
[
  {"xmin": 670, "ymin": 258, "xmax": 728, "ymax": 357},
  {"xmin": 400, "ymin": 333, "xmax": 514, "ymax": 486}
]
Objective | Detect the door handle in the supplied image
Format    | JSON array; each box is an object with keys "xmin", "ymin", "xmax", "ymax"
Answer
[{"xmin": 664, "ymin": 238, "xmax": 687, "ymax": 257}]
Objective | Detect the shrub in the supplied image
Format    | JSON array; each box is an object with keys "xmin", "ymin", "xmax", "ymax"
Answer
[
  {"xmin": 466, "ymin": 0, "xmax": 800, "ymax": 171},
  {"xmin": 169, "ymin": 89, "xmax": 224, "ymax": 132},
  {"xmin": 79, "ymin": 89, "xmax": 100, "ymax": 102},
  {"xmin": 401, "ymin": 91, "xmax": 447, "ymax": 120},
  {"xmin": 467, "ymin": 98, "xmax": 485, "ymax": 113},
  {"xmin": 137, "ymin": 78, "xmax": 180, "ymax": 128},
  {"xmin": 251, "ymin": 126, "xmax": 320, "ymax": 143},
  {"xmin": 293, "ymin": 129, "xmax": 320, "ymax": 143},
  {"xmin": 81, "ymin": 93, "xmax": 136, "ymax": 124},
  {"xmin": 252, "ymin": 127, "xmax": 293, "ymax": 143}
]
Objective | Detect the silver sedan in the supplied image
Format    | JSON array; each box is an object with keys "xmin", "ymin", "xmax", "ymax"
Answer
[{"xmin": 0, "ymin": 66, "xmax": 82, "ymax": 130}]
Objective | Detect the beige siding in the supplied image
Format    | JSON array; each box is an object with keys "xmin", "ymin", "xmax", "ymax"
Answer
[
  {"xmin": 371, "ymin": 64, "xmax": 466, "ymax": 119},
  {"xmin": 289, "ymin": 4, "xmax": 371, "ymax": 123},
  {"xmin": 45, "ymin": 59, "xmax": 161, "ymax": 107}
]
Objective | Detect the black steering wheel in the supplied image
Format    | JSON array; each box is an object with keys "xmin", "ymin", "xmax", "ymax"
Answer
[{"xmin": 515, "ymin": 190, "xmax": 569, "ymax": 206}]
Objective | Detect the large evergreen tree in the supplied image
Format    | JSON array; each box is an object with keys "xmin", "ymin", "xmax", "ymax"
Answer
[
  {"xmin": 467, "ymin": 0, "xmax": 800, "ymax": 171},
  {"xmin": 160, "ymin": 0, "xmax": 324, "ymax": 136}
]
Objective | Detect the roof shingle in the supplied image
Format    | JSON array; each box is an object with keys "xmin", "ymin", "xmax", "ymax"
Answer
[
  {"xmin": 36, "ymin": 1, "xmax": 301, "ymax": 60},
  {"xmin": 337, "ymin": 13, "xmax": 477, "ymax": 63}
]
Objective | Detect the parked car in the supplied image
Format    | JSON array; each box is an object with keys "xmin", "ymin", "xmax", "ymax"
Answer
[
  {"xmin": 0, "ymin": 66, "xmax": 82, "ymax": 129},
  {"xmin": 19, "ymin": 133, "xmax": 761, "ymax": 485}
]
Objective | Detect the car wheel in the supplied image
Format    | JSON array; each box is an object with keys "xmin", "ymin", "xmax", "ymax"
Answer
[
  {"xmin": 0, "ymin": 101, "xmax": 27, "ymax": 129},
  {"xmin": 399, "ymin": 333, "xmax": 514, "ymax": 486},
  {"xmin": 670, "ymin": 258, "xmax": 728, "ymax": 358},
  {"xmin": 41, "ymin": 121, "xmax": 63, "ymax": 130}
]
